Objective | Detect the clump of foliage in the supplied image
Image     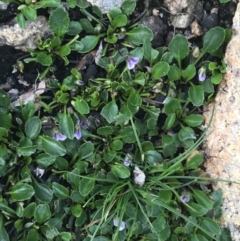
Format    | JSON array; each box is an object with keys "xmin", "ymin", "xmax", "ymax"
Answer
[{"xmin": 0, "ymin": 0, "xmax": 233, "ymax": 240}]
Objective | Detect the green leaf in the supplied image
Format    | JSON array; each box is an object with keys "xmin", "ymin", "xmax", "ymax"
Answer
[
  {"xmin": 58, "ymin": 45, "xmax": 71, "ymax": 56},
  {"xmin": 100, "ymin": 100, "xmax": 118, "ymax": 123},
  {"xmin": 36, "ymin": 53, "xmax": 53, "ymax": 66},
  {"xmin": 183, "ymin": 114, "xmax": 204, "ymax": 127},
  {"xmin": 110, "ymin": 140, "xmax": 123, "ymax": 151},
  {"xmin": 79, "ymin": 35, "xmax": 100, "ymax": 53},
  {"xmin": 0, "ymin": 224, "xmax": 10, "ymax": 241},
  {"xmin": 70, "ymin": 41, "xmax": 84, "ymax": 51},
  {"xmin": 97, "ymin": 126, "xmax": 113, "ymax": 136},
  {"xmin": 145, "ymin": 150, "xmax": 163, "ymax": 164},
  {"xmin": 36, "ymin": 153, "xmax": 55, "ymax": 167},
  {"xmin": 164, "ymin": 98, "xmax": 180, "ymax": 114},
  {"xmin": 0, "ymin": 128, "xmax": 8, "ymax": 140},
  {"xmin": 169, "ymin": 34, "xmax": 189, "ymax": 60},
  {"xmin": 167, "ymin": 65, "xmax": 181, "ymax": 81},
  {"xmin": 127, "ymin": 92, "xmax": 142, "ymax": 115},
  {"xmin": 211, "ymin": 73, "xmax": 223, "ymax": 84},
  {"xmin": 152, "ymin": 61, "xmax": 170, "ymax": 79},
  {"xmin": 203, "ymin": 27, "xmax": 225, "ymax": 54},
  {"xmin": 111, "ymin": 164, "xmax": 130, "ymax": 178},
  {"xmin": 60, "ymin": 232, "xmax": 72, "ymax": 241},
  {"xmin": 111, "ymin": 14, "xmax": 127, "ymax": 28},
  {"xmin": 25, "ymin": 116, "xmax": 41, "ymax": 139},
  {"xmin": 22, "ymin": 6, "xmax": 37, "ymax": 21},
  {"xmin": 52, "ymin": 182, "xmax": 69, "ymax": 199},
  {"xmin": 78, "ymin": 142, "xmax": 94, "ymax": 159},
  {"xmin": 35, "ymin": 0, "xmax": 60, "ymax": 7},
  {"xmin": 40, "ymin": 136, "xmax": 66, "ymax": 156},
  {"xmin": 59, "ymin": 114, "xmax": 74, "ymax": 139},
  {"xmin": 79, "ymin": 19, "xmax": 97, "ymax": 34},
  {"xmin": 79, "ymin": 177, "xmax": 95, "ymax": 196},
  {"xmin": 188, "ymin": 85, "xmax": 204, "ymax": 106},
  {"xmin": 49, "ymin": 7, "xmax": 70, "ymax": 36},
  {"xmin": 120, "ymin": 126, "xmax": 136, "ymax": 143},
  {"xmin": 200, "ymin": 218, "xmax": 221, "ymax": 236},
  {"xmin": 0, "ymin": 114, "xmax": 11, "ymax": 130},
  {"xmin": 186, "ymin": 203, "xmax": 208, "ymax": 217},
  {"xmin": 67, "ymin": 21, "xmax": 82, "ymax": 35},
  {"xmin": 76, "ymin": 0, "xmax": 89, "ymax": 8},
  {"xmin": 103, "ymin": 150, "xmax": 116, "ymax": 163},
  {"xmin": 192, "ymin": 189, "xmax": 213, "ymax": 210},
  {"xmin": 32, "ymin": 179, "xmax": 53, "ymax": 203},
  {"xmin": 16, "ymin": 13, "xmax": 26, "ymax": 28},
  {"xmin": 34, "ymin": 204, "xmax": 51, "ymax": 224},
  {"xmin": 0, "ymin": 90, "xmax": 10, "ymax": 110},
  {"xmin": 27, "ymin": 229, "xmax": 39, "ymax": 241},
  {"xmin": 178, "ymin": 127, "xmax": 195, "ymax": 141},
  {"xmin": 72, "ymin": 97, "xmax": 90, "ymax": 115},
  {"xmin": 23, "ymin": 203, "xmax": 36, "ymax": 218},
  {"xmin": 126, "ymin": 26, "xmax": 153, "ymax": 45},
  {"xmin": 182, "ymin": 64, "xmax": 196, "ymax": 81},
  {"xmin": 22, "ymin": 101, "xmax": 36, "ymax": 121},
  {"xmin": 163, "ymin": 113, "xmax": 176, "ymax": 130},
  {"xmin": 8, "ymin": 183, "xmax": 35, "ymax": 201},
  {"xmin": 186, "ymin": 153, "xmax": 203, "ymax": 169},
  {"xmin": 121, "ymin": 0, "xmax": 136, "ymax": 15}
]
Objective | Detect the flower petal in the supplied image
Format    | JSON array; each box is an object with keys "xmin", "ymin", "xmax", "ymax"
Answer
[{"xmin": 74, "ymin": 129, "xmax": 82, "ymax": 140}]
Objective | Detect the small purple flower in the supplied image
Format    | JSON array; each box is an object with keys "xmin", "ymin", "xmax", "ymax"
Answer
[
  {"xmin": 198, "ymin": 67, "xmax": 206, "ymax": 82},
  {"xmin": 123, "ymin": 154, "xmax": 132, "ymax": 167},
  {"xmin": 34, "ymin": 167, "xmax": 45, "ymax": 178},
  {"xmin": 181, "ymin": 192, "xmax": 190, "ymax": 203},
  {"xmin": 127, "ymin": 56, "xmax": 139, "ymax": 70},
  {"xmin": 74, "ymin": 120, "xmax": 82, "ymax": 140},
  {"xmin": 113, "ymin": 217, "xmax": 126, "ymax": 231},
  {"xmin": 53, "ymin": 128, "xmax": 67, "ymax": 141}
]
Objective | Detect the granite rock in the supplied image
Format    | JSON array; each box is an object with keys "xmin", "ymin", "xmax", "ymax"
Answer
[
  {"xmin": 86, "ymin": 0, "xmax": 126, "ymax": 13},
  {"xmin": 203, "ymin": 3, "xmax": 240, "ymax": 240},
  {"xmin": 0, "ymin": 16, "xmax": 51, "ymax": 51}
]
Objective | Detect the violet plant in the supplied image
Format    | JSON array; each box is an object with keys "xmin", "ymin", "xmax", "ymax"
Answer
[{"xmin": 0, "ymin": 0, "xmax": 235, "ymax": 241}]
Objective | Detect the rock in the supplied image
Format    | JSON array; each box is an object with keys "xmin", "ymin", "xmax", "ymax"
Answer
[
  {"xmin": 203, "ymin": 3, "xmax": 240, "ymax": 241},
  {"xmin": 140, "ymin": 16, "xmax": 167, "ymax": 47},
  {"xmin": 202, "ymin": 11, "xmax": 219, "ymax": 30},
  {"xmin": 164, "ymin": 0, "xmax": 199, "ymax": 28},
  {"xmin": 0, "ymin": 16, "xmax": 51, "ymax": 51},
  {"xmin": 86, "ymin": 0, "xmax": 126, "ymax": 13}
]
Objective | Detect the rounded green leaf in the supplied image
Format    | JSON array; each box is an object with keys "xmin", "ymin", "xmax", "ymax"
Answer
[
  {"xmin": 0, "ymin": 225, "xmax": 9, "ymax": 241},
  {"xmin": 152, "ymin": 61, "xmax": 170, "ymax": 79},
  {"xmin": 178, "ymin": 127, "xmax": 195, "ymax": 141},
  {"xmin": 100, "ymin": 100, "xmax": 118, "ymax": 123},
  {"xmin": 169, "ymin": 34, "xmax": 189, "ymax": 60},
  {"xmin": 79, "ymin": 35, "xmax": 100, "ymax": 53},
  {"xmin": 49, "ymin": 7, "xmax": 70, "ymax": 36},
  {"xmin": 164, "ymin": 98, "xmax": 180, "ymax": 114},
  {"xmin": 167, "ymin": 65, "xmax": 181, "ymax": 81},
  {"xmin": 25, "ymin": 116, "xmax": 41, "ymax": 139},
  {"xmin": 36, "ymin": 153, "xmax": 56, "ymax": 167},
  {"xmin": 203, "ymin": 27, "xmax": 225, "ymax": 54},
  {"xmin": 58, "ymin": 45, "xmax": 71, "ymax": 56},
  {"xmin": 52, "ymin": 182, "xmax": 69, "ymax": 199},
  {"xmin": 97, "ymin": 126, "xmax": 113, "ymax": 136},
  {"xmin": 186, "ymin": 153, "xmax": 203, "ymax": 169},
  {"xmin": 200, "ymin": 217, "xmax": 221, "ymax": 236},
  {"xmin": 192, "ymin": 189, "xmax": 213, "ymax": 210},
  {"xmin": 22, "ymin": 6, "xmax": 37, "ymax": 21},
  {"xmin": 183, "ymin": 114, "xmax": 204, "ymax": 127},
  {"xmin": 36, "ymin": 53, "xmax": 53, "ymax": 66},
  {"xmin": 182, "ymin": 64, "xmax": 196, "ymax": 81},
  {"xmin": 186, "ymin": 203, "xmax": 208, "ymax": 217},
  {"xmin": 78, "ymin": 142, "xmax": 94, "ymax": 159},
  {"xmin": 71, "ymin": 204, "xmax": 83, "ymax": 217},
  {"xmin": 111, "ymin": 164, "xmax": 130, "ymax": 178},
  {"xmin": 211, "ymin": 73, "xmax": 223, "ymax": 84},
  {"xmin": 34, "ymin": 204, "xmax": 51, "ymax": 224},
  {"xmin": 188, "ymin": 85, "xmax": 204, "ymax": 106},
  {"xmin": 67, "ymin": 21, "xmax": 82, "ymax": 35},
  {"xmin": 126, "ymin": 26, "xmax": 153, "ymax": 45},
  {"xmin": 110, "ymin": 140, "xmax": 123, "ymax": 151},
  {"xmin": 59, "ymin": 114, "xmax": 74, "ymax": 139},
  {"xmin": 121, "ymin": 0, "xmax": 136, "ymax": 15},
  {"xmin": 111, "ymin": 14, "xmax": 127, "ymax": 28},
  {"xmin": 79, "ymin": 177, "xmax": 95, "ymax": 196},
  {"xmin": 40, "ymin": 136, "xmax": 66, "ymax": 156},
  {"xmin": 32, "ymin": 179, "xmax": 53, "ymax": 203},
  {"xmin": 8, "ymin": 183, "xmax": 35, "ymax": 202},
  {"xmin": 72, "ymin": 97, "xmax": 90, "ymax": 115},
  {"xmin": 145, "ymin": 150, "xmax": 163, "ymax": 164}
]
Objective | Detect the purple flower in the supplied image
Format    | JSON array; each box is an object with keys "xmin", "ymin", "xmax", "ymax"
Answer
[
  {"xmin": 181, "ymin": 192, "xmax": 190, "ymax": 203},
  {"xmin": 74, "ymin": 120, "xmax": 82, "ymax": 140},
  {"xmin": 53, "ymin": 128, "xmax": 67, "ymax": 141},
  {"xmin": 127, "ymin": 56, "xmax": 139, "ymax": 70},
  {"xmin": 113, "ymin": 217, "xmax": 126, "ymax": 231},
  {"xmin": 34, "ymin": 167, "xmax": 45, "ymax": 178},
  {"xmin": 198, "ymin": 67, "xmax": 206, "ymax": 82},
  {"xmin": 123, "ymin": 154, "xmax": 132, "ymax": 167}
]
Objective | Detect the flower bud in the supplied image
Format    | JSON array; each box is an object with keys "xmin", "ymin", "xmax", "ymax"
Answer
[{"xmin": 192, "ymin": 46, "xmax": 200, "ymax": 58}]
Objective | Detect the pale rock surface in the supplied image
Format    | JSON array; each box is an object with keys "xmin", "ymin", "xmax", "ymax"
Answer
[
  {"xmin": 164, "ymin": 0, "xmax": 198, "ymax": 28},
  {"xmin": 203, "ymin": 3, "xmax": 240, "ymax": 241},
  {"xmin": 0, "ymin": 16, "xmax": 51, "ymax": 51},
  {"xmin": 86, "ymin": 0, "xmax": 125, "ymax": 13}
]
